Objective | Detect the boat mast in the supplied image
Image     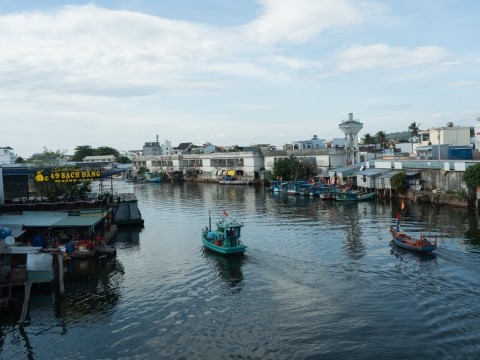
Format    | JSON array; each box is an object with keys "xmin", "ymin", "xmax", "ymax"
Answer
[{"xmin": 208, "ymin": 210, "xmax": 211, "ymax": 231}]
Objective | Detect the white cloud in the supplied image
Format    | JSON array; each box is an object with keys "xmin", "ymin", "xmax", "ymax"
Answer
[
  {"xmin": 335, "ymin": 44, "xmax": 452, "ymax": 71},
  {"xmin": 446, "ymin": 80, "xmax": 480, "ymax": 88},
  {"xmin": 242, "ymin": 0, "xmax": 364, "ymax": 44},
  {"xmin": 0, "ymin": 5, "xmax": 232, "ymax": 97},
  {"xmin": 270, "ymin": 55, "xmax": 324, "ymax": 71},
  {"xmin": 0, "ymin": 1, "xmax": 477, "ymax": 157},
  {"xmin": 0, "ymin": 2, "xmax": 374, "ymax": 101}
]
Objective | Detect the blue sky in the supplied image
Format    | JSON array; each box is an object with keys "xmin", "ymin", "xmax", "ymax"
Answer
[{"xmin": 1, "ymin": 0, "xmax": 479, "ymax": 157}]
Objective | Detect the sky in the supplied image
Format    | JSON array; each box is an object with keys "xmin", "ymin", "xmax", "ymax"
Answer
[{"xmin": 1, "ymin": 0, "xmax": 479, "ymax": 158}]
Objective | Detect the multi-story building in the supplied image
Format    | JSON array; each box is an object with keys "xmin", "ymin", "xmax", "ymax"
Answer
[{"xmin": 416, "ymin": 123, "xmax": 471, "ymax": 160}]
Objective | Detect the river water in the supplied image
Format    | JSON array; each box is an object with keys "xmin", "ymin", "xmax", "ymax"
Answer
[{"xmin": 1, "ymin": 181, "xmax": 480, "ymax": 359}]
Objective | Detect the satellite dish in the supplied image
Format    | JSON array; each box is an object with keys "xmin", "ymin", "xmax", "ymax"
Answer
[{"xmin": 4, "ymin": 236, "xmax": 15, "ymax": 245}]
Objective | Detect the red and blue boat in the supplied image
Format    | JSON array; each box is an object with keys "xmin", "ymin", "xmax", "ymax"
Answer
[{"xmin": 390, "ymin": 204, "xmax": 437, "ymax": 253}]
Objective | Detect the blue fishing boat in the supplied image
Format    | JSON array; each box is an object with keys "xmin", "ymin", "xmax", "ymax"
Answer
[
  {"xmin": 144, "ymin": 172, "xmax": 161, "ymax": 183},
  {"xmin": 218, "ymin": 175, "xmax": 250, "ymax": 185},
  {"xmin": 287, "ymin": 181, "xmax": 307, "ymax": 196},
  {"xmin": 390, "ymin": 226, "xmax": 437, "ymax": 253},
  {"xmin": 335, "ymin": 190, "xmax": 375, "ymax": 202},
  {"xmin": 201, "ymin": 211, "xmax": 246, "ymax": 255},
  {"xmin": 269, "ymin": 181, "xmax": 289, "ymax": 194}
]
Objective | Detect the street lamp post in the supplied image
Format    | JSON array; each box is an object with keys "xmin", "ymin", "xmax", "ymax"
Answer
[{"xmin": 437, "ymin": 130, "xmax": 441, "ymax": 160}]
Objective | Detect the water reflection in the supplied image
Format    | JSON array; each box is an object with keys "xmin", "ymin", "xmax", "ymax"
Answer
[
  {"xmin": 115, "ymin": 227, "xmax": 142, "ymax": 248},
  {"xmin": 464, "ymin": 210, "xmax": 480, "ymax": 253},
  {"xmin": 337, "ymin": 203, "xmax": 374, "ymax": 260},
  {"xmin": 390, "ymin": 243, "xmax": 438, "ymax": 275},
  {"xmin": 202, "ymin": 250, "xmax": 245, "ymax": 291},
  {"xmin": 61, "ymin": 257, "xmax": 124, "ymax": 321}
]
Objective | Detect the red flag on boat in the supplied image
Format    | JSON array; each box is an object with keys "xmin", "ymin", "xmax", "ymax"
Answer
[{"xmin": 223, "ymin": 210, "xmax": 228, "ymax": 217}]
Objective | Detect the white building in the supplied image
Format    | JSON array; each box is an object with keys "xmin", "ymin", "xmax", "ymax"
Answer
[
  {"xmin": 83, "ymin": 155, "xmax": 116, "ymax": 163},
  {"xmin": 285, "ymin": 135, "xmax": 326, "ymax": 150},
  {"xmin": 475, "ymin": 116, "xmax": 480, "ymax": 151},
  {"xmin": 0, "ymin": 147, "xmax": 16, "ymax": 164},
  {"xmin": 418, "ymin": 123, "xmax": 471, "ymax": 147}
]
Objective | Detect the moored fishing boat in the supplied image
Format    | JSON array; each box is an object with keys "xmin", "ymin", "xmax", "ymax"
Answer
[
  {"xmin": 335, "ymin": 190, "xmax": 375, "ymax": 202},
  {"xmin": 320, "ymin": 192, "xmax": 336, "ymax": 200},
  {"xmin": 201, "ymin": 211, "xmax": 246, "ymax": 255},
  {"xmin": 218, "ymin": 175, "xmax": 250, "ymax": 185},
  {"xmin": 271, "ymin": 181, "xmax": 289, "ymax": 194},
  {"xmin": 144, "ymin": 172, "xmax": 161, "ymax": 183}
]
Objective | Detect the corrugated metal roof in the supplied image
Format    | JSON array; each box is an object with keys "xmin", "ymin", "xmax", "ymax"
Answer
[
  {"xmin": 53, "ymin": 213, "xmax": 104, "ymax": 227},
  {"xmin": 356, "ymin": 169, "xmax": 390, "ymax": 176},
  {"xmin": 328, "ymin": 165, "xmax": 362, "ymax": 176},
  {"xmin": 377, "ymin": 171, "xmax": 400, "ymax": 179},
  {"xmin": 0, "ymin": 210, "xmax": 104, "ymax": 228}
]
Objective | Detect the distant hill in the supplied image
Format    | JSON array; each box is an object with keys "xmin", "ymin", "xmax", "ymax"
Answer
[{"xmin": 387, "ymin": 131, "xmax": 411, "ymax": 142}]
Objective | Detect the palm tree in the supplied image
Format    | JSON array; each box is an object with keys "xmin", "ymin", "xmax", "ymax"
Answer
[
  {"xmin": 408, "ymin": 122, "xmax": 420, "ymax": 137},
  {"xmin": 375, "ymin": 131, "xmax": 388, "ymax": 150},
  {"xmin": 361, "ymin": 133, "xmax": 376, "ymax": 145}
]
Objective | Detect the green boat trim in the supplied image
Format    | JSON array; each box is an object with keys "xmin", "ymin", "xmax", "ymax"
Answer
[
  {"xmin": 335, "ymin": 190, "xmax": 375, "ymax": 201},
  {"xmin": 201, "ymin": 212, "xmax": 247, "ymax": 255}
]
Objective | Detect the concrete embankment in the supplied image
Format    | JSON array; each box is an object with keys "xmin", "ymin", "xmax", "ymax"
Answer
[{"xmin": 400, "ymin": 189, "xmax": 468, "ymax": 208}]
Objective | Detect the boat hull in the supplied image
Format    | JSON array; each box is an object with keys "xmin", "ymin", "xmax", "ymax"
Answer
[
  {"xmin": 390, "ymin": 227, "xmax": 437, "ymax": 253},
  {"xmin": 392, "ymin": 237, "xmax": 436, "ymax": 253},
  {"xmin": 335, "ymin": 192, "xmax": 375, "ymax": 201},
  {"xmin": 218, "ymin": 180, "xmax": 250, "ymax": 185},
  {"xmin": 201, "ymin": 237, "xmax": 246, "ymax": 255}
]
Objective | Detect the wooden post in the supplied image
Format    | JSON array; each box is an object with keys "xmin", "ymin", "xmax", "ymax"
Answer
[
  {"xmin": 56, "ymin": 253, "xmax": 65, "ymax": 298},
  {"xmin": 19, "ymin": 282, "xmax": 32, "ymax": 327}
]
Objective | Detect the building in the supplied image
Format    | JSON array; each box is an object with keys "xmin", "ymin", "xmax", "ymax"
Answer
[
  {"xmin": 418, "ymin": 123, "xmax": 470, "ymax": 147},
  {"xmin": 83, "ymin": 155, "xmax": 116, "ymax": 163},
  {"xmin": 142, "ymin": 138, "xmax": 172, "ymax": 156},
  {"xmin": 474, "ymin": 116, "xmax": 480, "ymax": 151},
  {"xmin": 0, "ymin": 147, "xmax": 15, "ymax": 164},
  {"xmin": 415, "ymin": 123, "xmax": 471, "ymax": 160},
  {"xmin": 284, "ymin": 135, "xmax": 326, "ymax": 150},
  {"xmin": 173, "ymin": 143, "xmax": 194, "ymax": 155}
]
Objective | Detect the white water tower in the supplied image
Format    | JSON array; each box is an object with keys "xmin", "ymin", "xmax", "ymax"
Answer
[{"xmin": 339, "ymin": 113, "xmax": 363, "ymax": 165}]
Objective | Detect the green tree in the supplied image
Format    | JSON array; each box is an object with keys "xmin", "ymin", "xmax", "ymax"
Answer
[
  {"xmin": 72, "ymin": 145, "xmax": 94, "ymax": 162},
  {"xmin": 15, "ymin": 156, "xmax": 25, "ymax": 163},
  {"xmin": 94, "ymin": 146, "xmax": 120, "ymax": 158},
  {"xmin": 72, "ymin": 145, "xmax": 122, "ymax": 161},
  {"xmin": 464, "ymin": 164, "xmax": 480, "ymax": 188},
  {"xmin": 361, "ymin": 133, "xmax": 376, "ymax": 145},
  {"xmin": 271, "ymin": 156, "xmax": 316, "ymax": 181},
  {"xmin": 408, "ymin": 122, "xmax": 421, "ymax": 137},
  {"xmin": 463, "ymin": 164, "xmax": 480, "ymax": 207},
  {"xmin": 375, "ymin": 131, "xmax": 388, "ymax": 150},
  {"xmin": 390, "ymin": 172, "xmax": 407, "ymax": 194},
  {"xmin": 29, "ymin": 147, "xmax": 67, "ymax": 166},
  {"xmin": 116, "ymin": 155, "xmax": 131, "ymax": 164},
  {"xmin": 137, "ymin": 166, "xmax": 149, "ymax": 176}
]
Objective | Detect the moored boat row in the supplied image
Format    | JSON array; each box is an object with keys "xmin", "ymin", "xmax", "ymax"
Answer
[{"xmin": 268, "ymin": 180, "xmax": 375, "ymax": 201}]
